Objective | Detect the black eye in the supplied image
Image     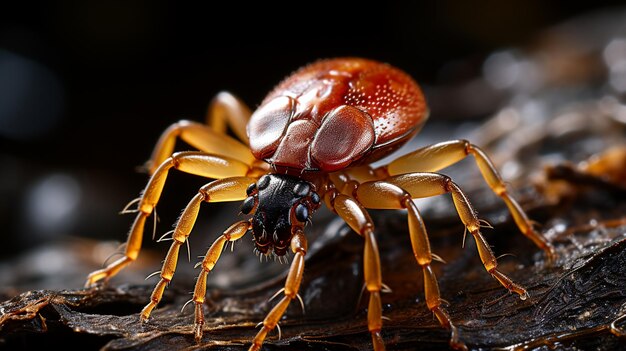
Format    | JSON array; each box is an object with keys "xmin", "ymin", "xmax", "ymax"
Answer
[
  {"xmin": 241, "ymin": 196, "xmax": 255, "ymax": 214},
  {"xmin": 257, "ymin": 175, "xmax": 270, "ymax": 190},
  {"xmin": 246, "ymin": 183, "xmax": 256, "ymax": 195},
  {"xmin": 295, "ymin": 203, "xmax": 308, "ymax": 222},
  {"xmin": 311, "ymin": 192, "xmax": 320, "ymax": 204},
  {"xmin": 293, "ymin": 182, "xmax": 310, "ymax": 197}
]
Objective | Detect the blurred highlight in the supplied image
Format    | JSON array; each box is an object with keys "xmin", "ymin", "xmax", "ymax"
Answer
[{"xmin": 0, "ymin": 49, "xmax": 64, "ymax": 140}]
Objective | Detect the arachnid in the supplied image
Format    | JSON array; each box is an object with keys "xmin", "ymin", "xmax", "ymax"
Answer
[{"xmin": 86, "ymin": 58, "xmax": 555, "ymax": 351}]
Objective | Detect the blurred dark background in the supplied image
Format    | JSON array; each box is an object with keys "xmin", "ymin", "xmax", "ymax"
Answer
[{"xmin": 0, "ymin": 1, "xmax": 623, "ymax": 276}]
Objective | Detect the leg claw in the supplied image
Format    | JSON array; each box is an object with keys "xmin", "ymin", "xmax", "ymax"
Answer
[
  {"xmin": 193, "ymin": 323, "xmax": 203, "ymax": 343},
  {"xmin": 140, "ymin": 303, "xmax": 155, "ymax": 322},
  {"xmin": 85, "ymin": 270, "xmax": 107, "ymax": 288}
]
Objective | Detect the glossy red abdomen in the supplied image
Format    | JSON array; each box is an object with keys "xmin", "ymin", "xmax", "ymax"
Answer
[{"xmin": 247, "ymin": 58, "xmax": 428, "ymax": 172}]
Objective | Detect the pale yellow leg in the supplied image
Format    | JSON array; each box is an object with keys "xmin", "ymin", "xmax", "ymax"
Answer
[
  {"xmin": 342, "ymin": 177, "xmax": 464, "ymax": 349},
  {"xmin": 385, "ymin": 139, "xmax": 555, "ymax": 260},
  {"xmin": 85, "ymin": 151, "xmax": 254, "ymax": 287},
  {"xmin": 356, "ymin": 174, "xmax": 528, "ymax": 300},
  {"xmin": 146, "ymin": 120, "xmax": 254, "ymax": 174},
  {"xmin": 249, "ymin": 231, "xmax": 307, "ymax": 351},
  {"xmin": 329, "ymin": 192, "xmax": 386, "ymax": 351},
  {"xmin": 205, "ymin": 91, "xmax": 252, "ymax": 145},
  {"xmin": 192, "ymin": 220, "xmax": 250, "ymax": 342},
  {"xmin": 140, "ymin": 177, "xmax": 255, "ymax": 321}
]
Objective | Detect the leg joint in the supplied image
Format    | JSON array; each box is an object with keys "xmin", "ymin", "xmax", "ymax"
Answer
[
  {"xmin": 362, "ymin": 224, "xmax": 375, "ymax": 237},
  {"xmin": 442, "ymin": 175, "xmax": 453, "ymax": 193},
  {"xmin": 169, "ymin": 121, "xmax": 186, "ymax": 136},
  {"xmin": 400, "ymin": 195, "xmax": 413, "ymax": 209},
  {"xmin": 462, "ymin": 140, "xmax": 472, "ymax": 155},
  {"xmin": 174, "ymin": 119, "xmax": 193, "ymax": 129},
  {"xmin": 417, "ymin": 257, "xmax": 432, "ymax": 266},
  {"xmin": 173, "ymin": 233, "xmax": 186, "ymax": 244},
  {"xmin": 495, "ymin": 187, "xmax": 507, "ymax": 196},
  {"xmin": 168, "ymin": 154, "xmax": 181, "ymax": 168},
  {"xmin": 326, "ymin": 188, "xmax": 339, "ymax": 212},
  {"xmin": 139, "ymin": 204, "xmax": 154, "ymax": 215},
  {"xmin": 198, "ymin": 188, "xmax": 209, "ymax": 201}
]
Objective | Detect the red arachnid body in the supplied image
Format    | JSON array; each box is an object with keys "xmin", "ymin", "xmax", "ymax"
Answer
[
  {"xmin": 249, "ymin": 58, "xmax": 426, "ymax": 172},
  {"xmin": 86, "ymin": 58, "xmax": 555, "ymax": 351}
]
